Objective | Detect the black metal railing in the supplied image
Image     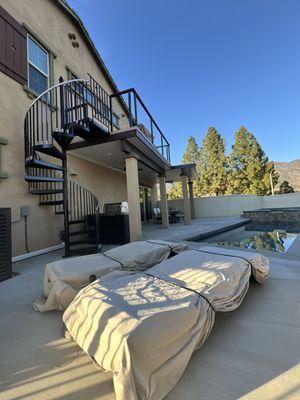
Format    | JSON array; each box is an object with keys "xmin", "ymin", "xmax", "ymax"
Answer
[
  {"xmin": 25, "ymin": 79, "xmax": 83, "ymax": 160},
  {"xmin": 62, "ymin": 78, "xmax": 89, "ymax": 128},
  {"xmin": 110, "ymin": 88, "xmax": 171, "ymax": 162},
  {"xmin": 27, "ymin": 169, "xmax": 63, "ymax": 199},
  {"xmin": 68, "ymin": 179, "xmax": 99, "ymax": 222},
  {"xmin": 26, "ymin": 157, "xmax": 98, "ymax": 223},
  {"xmin": 89, "ymin": 74, "xmax": 111, "ymax": 128},
  {"xmin": 24, "ymin": 77, "xmax": 112, "ymax": 161},
  {"xmin": 24, "ymin": 77, "xmax": 171, "ymax": 163}
]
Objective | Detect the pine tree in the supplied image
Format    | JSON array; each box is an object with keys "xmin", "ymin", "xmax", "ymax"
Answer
[
  {"xmin": 182, "ymin": 136, "xmax": 200, "ymax": 164},
  {"xmin": 226, "ymin": 126, "xmax": 278, "ymax": 195},
  {"xmin": 198, "ymin": 127, "xmax": 227, "ymax": 196},
  {"xmin": 168, "ymin": 136, "xmax": 201, "ymax": 199},
  {"xmin": 279, "ymin": 180, "xmax": 294, "ymax": 194}
]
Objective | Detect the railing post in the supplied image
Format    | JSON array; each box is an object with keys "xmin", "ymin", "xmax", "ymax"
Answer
[
  {"xmin": 109, "ymin": 95, "xmax": 113, "ymax": 132},
  {"xmin": 133, "ymin": 91, "xmax": 138, "ymax": 126},
  {"xmin": 128, "ymin": 92, "xmax": 133, "ymax": 127},
  {"xmin": 59, "ymin": 76, "xmax": 65, "ymax": 130},
  {"xmin": 62, "ymin": 149, "xmax": 70, "ymax": 257},
  {"xmin": 83, "ymin": 80, "xmax": 88, "ymax": 121},
  {"xmin": 150, "ymin": 119, "xmax": 154, "ymax": 143}
]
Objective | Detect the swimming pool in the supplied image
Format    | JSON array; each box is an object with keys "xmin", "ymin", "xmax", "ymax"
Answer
[{"xmin": 193, "ymin": 224, "xmax": 299, "ymax": 253}]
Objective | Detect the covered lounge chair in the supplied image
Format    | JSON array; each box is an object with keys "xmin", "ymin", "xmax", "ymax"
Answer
[
  {"xmin": 33, "ymin": 240, "xmax": 188, "ymax": 312},
  {"xmin": 63, "ymin": 246, "xmax": 269, "ymax": 400}
]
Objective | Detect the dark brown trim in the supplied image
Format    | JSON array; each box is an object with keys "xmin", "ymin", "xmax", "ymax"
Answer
[
  {"xmin": 0, "ymin": 5, "xmax": 26, "ymax": 37},
  {"xmin": 67, "ymin": 129, "xmax": 137, "ymax": 150},
  {"xmin": 0, "ymin": 64, "xmax": 25, "ymax": 85},
  {"xmin": 0, "ymin": 5, "xmax": 27, "ymax": 85}
]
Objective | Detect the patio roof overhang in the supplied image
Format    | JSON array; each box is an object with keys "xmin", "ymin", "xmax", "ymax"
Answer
[
  {"xmin": 165, "ymin": 163, "xmax": 198, "ymax": 183},
  {"xmin": 68, "ymin": 127, "xmax": 172, "ymax": 187}
]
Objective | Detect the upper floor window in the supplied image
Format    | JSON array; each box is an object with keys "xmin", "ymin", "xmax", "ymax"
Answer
[
  {"xmin": 112, "ymin": 113, "xmax": 119, "ymax": 127},
  {"xmin": 27, "ymin": 36, "xmax": 49, "ymax": 95}
]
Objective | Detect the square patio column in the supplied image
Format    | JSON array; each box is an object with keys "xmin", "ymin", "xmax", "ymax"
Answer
[
  {"xmin": 181, "ymin": 173, "xmax": 191, "ymax": 224},
  {"xmin": 150, "ymin": 182, "xmax": 158, "ymax": 208},
  {"xmin": 159, "ymin": 175, "xmax": 169, "ymax": 228},
  {"xmin": 125, "ymin": 157, "xmax": 142, "ymax": 241},
  {"xmin": 188, "ymin": 180, "xmax": 196, "ymax": 219}
]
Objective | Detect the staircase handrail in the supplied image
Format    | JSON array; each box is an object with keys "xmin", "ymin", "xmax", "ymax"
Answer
[{"xmin": 26, "ymin": 78, "xmax": 88, "ymax": 114}]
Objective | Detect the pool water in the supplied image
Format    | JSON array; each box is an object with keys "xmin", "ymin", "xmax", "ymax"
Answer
[{"xmin": 197, "ymin": 225, "xmax": 298, "ymax": 253}]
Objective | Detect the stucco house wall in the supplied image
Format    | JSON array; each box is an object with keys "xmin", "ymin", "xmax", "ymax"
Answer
[{"xmin": 0, "ymin": 0, "xmax": 128, "ymax": 256}]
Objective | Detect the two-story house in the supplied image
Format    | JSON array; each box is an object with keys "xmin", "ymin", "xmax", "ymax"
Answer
[{"xmin": 0, "ymin": 0, "xmax": 196, "ymax": 258}]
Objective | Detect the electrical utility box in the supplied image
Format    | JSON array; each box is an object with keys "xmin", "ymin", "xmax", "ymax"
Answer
[{"xmin": 0, "ymin": 208, "xmax": 12, "ymax": 281}]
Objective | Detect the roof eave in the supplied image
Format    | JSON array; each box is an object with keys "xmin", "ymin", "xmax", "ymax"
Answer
[{"xmin": 54, "ymin": 0, "xmax": 120, "ymax": 95}]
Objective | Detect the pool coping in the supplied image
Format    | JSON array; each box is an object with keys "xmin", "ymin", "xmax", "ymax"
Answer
[{"xmin": 185, "ymin": 219, "xmax": 250, "ymax": 242}]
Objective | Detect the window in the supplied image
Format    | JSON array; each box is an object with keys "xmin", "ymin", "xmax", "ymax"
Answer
[
  {"xmin": 68, "ymin": 69, "xmax": 94, "ymax": 105},
  {"xmin": 112, "ymin": 113, "xmax": 119, "ymax": 127},
  {"xmin": 27, "ymin": 35, "xmax": 49, "ymax": 95}
]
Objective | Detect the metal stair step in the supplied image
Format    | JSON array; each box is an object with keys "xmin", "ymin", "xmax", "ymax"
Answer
[
  {"xmin": 66, "ymin": 122, "xmax": 90, "ymax": 139},
  {"xmin": 69, "ymin": 230, "xmax": 89, "ymax": 236},
  {"xmin": 33, "ymin": 144, "xmax": 63, "ymax": 159},
  {"xmin": 25, "ymin": 175, "xmax": 64, "ymax": 183},
  {"xmin": 25, "ymin": 158, "xmax": 63, "ymax": 171},
  {"xmin": 52, "ymin": 130, "xmax": 74, "ymax": 149},
  {"xmin": 28, "ymin": 189, "xmax": 63, "ymax": 195},
  {"xmin": 69, "ymin": 239, "xmax": 93, "ymax": 246},
  {"xmin": 40, "ymin": 200, "xmax": 64, "ymax": 206},
  {"xmin": 68, "ymin": 219, "xmax": 86, "ymax": 225},
  {"xmin": 84, "ymin": 117, "xmax": 109, "ymax": 137}
]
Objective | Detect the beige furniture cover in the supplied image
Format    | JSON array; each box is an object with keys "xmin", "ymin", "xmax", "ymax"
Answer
[
  {"xmin": 33, "ymin": 240, "xmax": 188, "ymax": 312},
  {"xmin": 63, "ymin": 247, "xmax": 269, "ymax": 400},
  {"xmin": 198, "ymin": 246, "xmax": 269, "ymax": 284}
]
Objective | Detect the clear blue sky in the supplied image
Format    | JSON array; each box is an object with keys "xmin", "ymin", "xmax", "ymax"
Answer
[{"xmin": 68, "ymin": 0, "xmax": 300, "ymax": 165}]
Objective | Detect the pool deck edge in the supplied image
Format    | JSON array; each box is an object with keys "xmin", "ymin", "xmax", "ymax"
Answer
[{"xmin": 185, "ymin": 219, "xmax": 250, "ymax": 242}]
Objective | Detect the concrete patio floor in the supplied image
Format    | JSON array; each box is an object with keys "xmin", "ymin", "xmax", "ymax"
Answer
[{"xmin": 1, "ymin": 216, "xmax": 300, "ymax": 400}]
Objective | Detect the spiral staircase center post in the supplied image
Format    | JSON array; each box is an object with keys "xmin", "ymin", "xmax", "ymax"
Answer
[{"xmin": 62, "ymin": 149, "xmax": 70, "ymax": 257}]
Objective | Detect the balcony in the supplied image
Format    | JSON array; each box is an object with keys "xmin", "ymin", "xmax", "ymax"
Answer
[
  {"xmin": 110, "ymin": 87, "xmax": 170, "ymax": 162},
  {"xmin": 69, "ymin": 75, "xmax": 171, "ymax": 163}
]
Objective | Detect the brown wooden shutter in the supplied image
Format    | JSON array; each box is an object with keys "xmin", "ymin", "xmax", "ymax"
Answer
[{"xmin": 0, "ymin": 5, "xmax": 27, "ymax": 85}]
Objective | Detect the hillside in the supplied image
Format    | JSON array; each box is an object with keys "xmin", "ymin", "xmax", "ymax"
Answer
[{"xmin": 275, "ymin": 159, "xmax": 300, "ymax": 191}]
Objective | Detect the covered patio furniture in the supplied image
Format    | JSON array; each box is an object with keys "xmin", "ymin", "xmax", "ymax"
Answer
[
  {"xmin": 33, "ymin": 240, "xmax": 188, "ymax": 312},
  {"xmin": 63, "ymin": 246, "xmax": 269, "ymax": 400}
]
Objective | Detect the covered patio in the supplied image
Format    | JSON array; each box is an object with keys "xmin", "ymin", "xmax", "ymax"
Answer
[
  {"xmin": 1, "ymin": 216, "xmax": 300, "ymax": 400},
  {"xmin": 70, "ymin": 128, "xmax": 198, "ymax": 242}
]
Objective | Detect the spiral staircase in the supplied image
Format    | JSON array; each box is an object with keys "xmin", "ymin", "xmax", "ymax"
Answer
[{"xmin": 24, "ymin": 76, "xmax": 111, "ymax": 257}]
